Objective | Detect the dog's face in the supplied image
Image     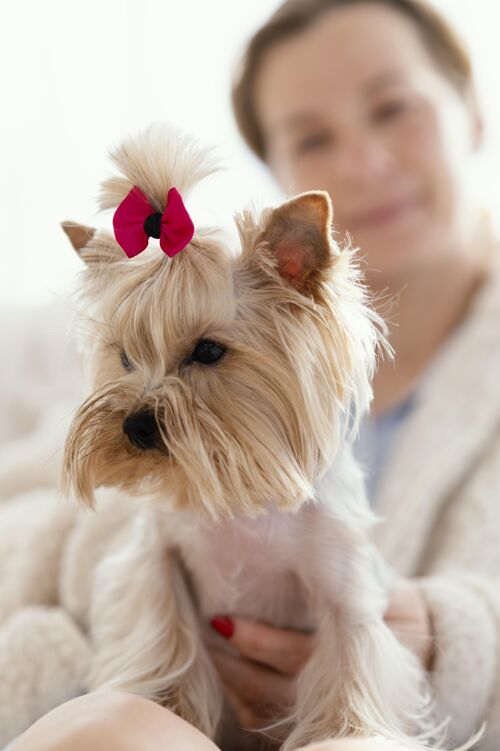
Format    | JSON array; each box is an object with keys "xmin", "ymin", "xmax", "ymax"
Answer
[{"xmin": 62, "ymin": 192, "xmax": 378, "ymax": 518}]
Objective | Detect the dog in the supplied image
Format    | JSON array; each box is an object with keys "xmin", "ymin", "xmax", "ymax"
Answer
[{"xmin": 60, "ymin": 122, "xmax": 444, "ymax": 751}]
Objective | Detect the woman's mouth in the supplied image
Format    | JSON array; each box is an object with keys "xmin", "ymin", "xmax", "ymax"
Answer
[{"xmin": 346, "ymin": 194, "xmax": 424, "ymax": 231}]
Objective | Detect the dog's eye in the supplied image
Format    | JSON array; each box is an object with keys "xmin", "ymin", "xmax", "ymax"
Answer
[
  {"xmin": 191, "ymin": 339, "xmax": 226, "ymax": 365},
  {"xmin": 120, "ymin": 350, "xmax": 134, "ymax": 371}
]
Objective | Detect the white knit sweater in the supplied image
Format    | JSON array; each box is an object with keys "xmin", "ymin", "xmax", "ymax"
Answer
[
  {"xmin": 0, "ymin": 252, "xmax": 500, "ymax": 747},
  {"xmin": 372, "ymin": 249, "xmax": 500, "ymax": 748}
]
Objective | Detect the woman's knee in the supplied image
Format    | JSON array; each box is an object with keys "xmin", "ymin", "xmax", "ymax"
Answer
[{"xmin": 11, "ymin": 691, "xmax": 219, "ymax": 751}]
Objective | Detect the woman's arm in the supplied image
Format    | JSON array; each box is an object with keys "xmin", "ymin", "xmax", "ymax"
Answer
[{"xmin": 415, "ymin": 573, "xmax": 498, "ymax": 747}]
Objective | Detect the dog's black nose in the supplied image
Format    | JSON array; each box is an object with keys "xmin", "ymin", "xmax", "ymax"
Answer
[{"xmin": 123, "ymin": 411, "xmax": 160, "ymax": 450}]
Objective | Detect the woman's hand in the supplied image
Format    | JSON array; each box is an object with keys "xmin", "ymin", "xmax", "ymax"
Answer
[
  {"xmin": 208, "ymin": 616, "xmax": 312, "ymax": 734},
  {"xmin": 207, "ymin": 577, "xmax": 434, "ymax": 734}
]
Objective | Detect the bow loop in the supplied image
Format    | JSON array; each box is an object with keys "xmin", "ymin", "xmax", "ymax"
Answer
[{"xmin": 112, "ymin": 185, "xmax": 194, "ymax": 259}]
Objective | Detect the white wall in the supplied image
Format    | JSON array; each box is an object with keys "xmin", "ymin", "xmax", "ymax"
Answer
[{"xmin": 0, "ymin": 1, "xmax": 498, "ymax": 306}]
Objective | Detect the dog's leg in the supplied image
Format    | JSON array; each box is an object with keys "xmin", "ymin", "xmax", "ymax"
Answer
[
  {"xmin": 87, "ymin": 510, "xmax": 223, "ymax": 739},
  {"xmin": 281, "ymin": 543, "xmax": 436, "ymax": 751}
]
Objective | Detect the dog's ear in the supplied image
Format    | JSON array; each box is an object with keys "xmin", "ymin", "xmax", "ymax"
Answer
[
  {"xmin": 61, "ymin": 221, "xmax": 123, "ymax": 266},
  {"xmin": 61, "ymin": 221, "xmax": 96, "ymax": 252},
  {"xmin": 258, "ymin": 191, "xmax": 337, "ymax": 294}
]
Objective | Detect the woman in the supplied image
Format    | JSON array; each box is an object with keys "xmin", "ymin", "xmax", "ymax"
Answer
[
  {"xmin": 214, "ymin": 0, "xmax": 500, "ymax": 748},
  {"xmin": 9, "ymin": 1, "xmax": 500, "ymax": 749}
]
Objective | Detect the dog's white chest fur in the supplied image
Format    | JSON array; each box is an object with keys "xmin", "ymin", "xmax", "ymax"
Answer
[
  {"xmin": 173, "ymin": 504, "xmax": 313, "ymax": 631},
  {"xmin": 160, "ymin": 450, "xmax": 374, "ymax": 634}
]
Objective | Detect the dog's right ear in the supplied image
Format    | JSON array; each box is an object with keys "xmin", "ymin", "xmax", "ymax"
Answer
[{"xmin": 60, "ymin": 221, "xmax": 123, "ymax": 266}]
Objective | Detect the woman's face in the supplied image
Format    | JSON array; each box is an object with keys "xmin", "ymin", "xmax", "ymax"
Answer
[{"xmin": 254, "ymin": 2, "xmax": 481, "ymax": 279}]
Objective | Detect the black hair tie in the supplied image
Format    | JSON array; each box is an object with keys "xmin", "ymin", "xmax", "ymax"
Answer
[{"xmin": 143, "ymin": 212, "xmax": 162, "ymax": 239}]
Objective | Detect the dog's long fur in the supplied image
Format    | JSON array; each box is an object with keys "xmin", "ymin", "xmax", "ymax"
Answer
[{"xmin": 61, "ymin": 122, "xmax": 459, "ymax": 751}]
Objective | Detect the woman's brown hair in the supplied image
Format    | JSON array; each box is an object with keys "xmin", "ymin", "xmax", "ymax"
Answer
[{"xmin": 231, "ymin": 0, "xmax": 472, "ymax": 162}]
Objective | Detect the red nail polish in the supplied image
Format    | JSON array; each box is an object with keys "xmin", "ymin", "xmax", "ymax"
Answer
[{"xmin": 210, "ymin": 616, "xmax": 234, "ymax": 639}]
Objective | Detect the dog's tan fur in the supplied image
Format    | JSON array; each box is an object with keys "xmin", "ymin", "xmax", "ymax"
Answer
[{"xmin": 60, "ymin": 122, "xmax": 453, "ymax": 751}]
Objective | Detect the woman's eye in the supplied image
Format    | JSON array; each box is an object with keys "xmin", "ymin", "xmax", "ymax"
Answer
[
  {"xmin": 295, "ymin": 132, "xmax": 332, "ymax": 154},
  {"xmin": 191, "ymin": 339, "xmax": 226, "ymax": 365},
  {"xmin": 373, "ymin": 100, "xmax": 407, "ymax": 123},
  {"xmin": 120, "ymin": 350, "xmax": 134, "ymax": 371}
]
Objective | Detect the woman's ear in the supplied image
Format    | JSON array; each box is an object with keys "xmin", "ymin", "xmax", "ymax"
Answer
[{"xmin": 257, "ymin": 190, "xmax": 338, "ymax": 294}]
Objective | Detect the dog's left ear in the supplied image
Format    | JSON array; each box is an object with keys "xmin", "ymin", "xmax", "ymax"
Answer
[
  {"xmin": 258, "ymin": 191, "xmax": 337, "ymax": 294},
  {"xmin": 61, "ymin": 221, "xmax": 123, "ymax": 266}
]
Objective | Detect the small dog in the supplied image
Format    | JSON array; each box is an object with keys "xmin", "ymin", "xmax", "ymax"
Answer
[{"xmin": 61, "ymin": 122, "xmax": 442, "ymax": 751}]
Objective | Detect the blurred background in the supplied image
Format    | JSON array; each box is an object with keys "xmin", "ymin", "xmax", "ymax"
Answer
[{"xmin": 1, "ymin": 0, "xmax": 500, "ymax": 307}]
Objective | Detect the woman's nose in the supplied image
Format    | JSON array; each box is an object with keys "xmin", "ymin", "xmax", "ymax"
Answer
[{"xmin": 334, "ymin": 131, "xmax": 395, "ymax": 186}]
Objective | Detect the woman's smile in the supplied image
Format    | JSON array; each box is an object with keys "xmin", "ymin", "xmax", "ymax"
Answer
[{"xmin": 344, "ymin": 192, "xmax": 425, "ymax": 232}]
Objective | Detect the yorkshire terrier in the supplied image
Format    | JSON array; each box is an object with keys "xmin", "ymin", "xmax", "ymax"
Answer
[{"xmin": 60, "ymin": 122, "xmax": 445, "ymax": 751}]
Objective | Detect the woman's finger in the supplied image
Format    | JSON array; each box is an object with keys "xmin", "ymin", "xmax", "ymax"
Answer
[
  {"xmin": 222, "ymin": 683, "xmax": 267, "ymax": 731},
  {"xmin": 210, "ymin": 647, "xmax": 296, "ymax": 709},
  {"xmin": 210, "ymin": 616, "xmax": 313, "ymax": 676},
  {"xmin": 221, "ymin": 685, "xmax": 284, "ymax": 749}
]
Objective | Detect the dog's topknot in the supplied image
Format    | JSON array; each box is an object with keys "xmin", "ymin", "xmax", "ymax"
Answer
[{"xmin": 97, "ymin": 121, "xmax": 221, "ymax": 215}]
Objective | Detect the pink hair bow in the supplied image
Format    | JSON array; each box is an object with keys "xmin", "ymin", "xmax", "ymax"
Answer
[{"xmin": 112, "ymin": 185, "xmax": 195, "ymax": 259}]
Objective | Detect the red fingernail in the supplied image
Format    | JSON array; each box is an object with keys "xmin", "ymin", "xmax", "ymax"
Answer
[{"xmin": 210, "ymin": 616, "xmax": 234, "ymax": 639}]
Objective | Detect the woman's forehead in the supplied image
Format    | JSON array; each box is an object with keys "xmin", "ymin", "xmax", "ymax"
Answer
[{"xmin": 255, "ymin": 4, "xmax": 436, "ymax": 132}]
